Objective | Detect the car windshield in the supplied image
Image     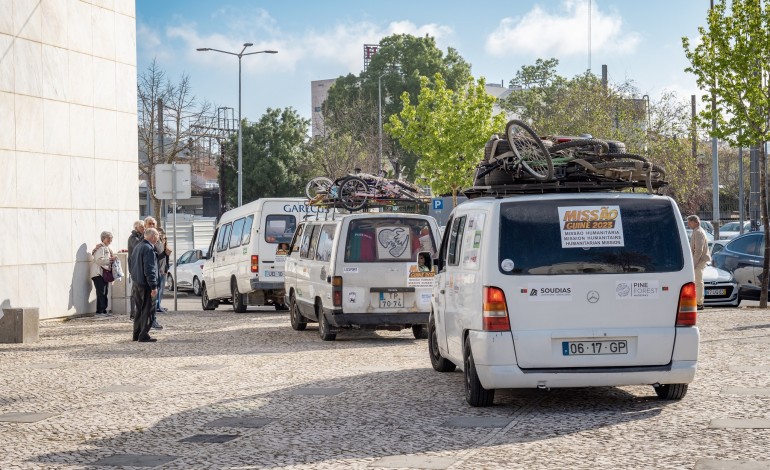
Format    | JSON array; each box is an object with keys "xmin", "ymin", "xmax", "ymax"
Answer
[{"xmin": 499, "ymin": 198, "xmax": 684, "ymax": 275}]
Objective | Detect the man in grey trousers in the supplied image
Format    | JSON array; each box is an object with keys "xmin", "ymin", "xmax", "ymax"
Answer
[{"xmin": 130, "ymin": 228, "xmax": 160, "ymax": 342}]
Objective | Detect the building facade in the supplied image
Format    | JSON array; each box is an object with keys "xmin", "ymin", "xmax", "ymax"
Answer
[{"xmin": 0, "ymin": 0, "xmax": 138, "ymax": 319}]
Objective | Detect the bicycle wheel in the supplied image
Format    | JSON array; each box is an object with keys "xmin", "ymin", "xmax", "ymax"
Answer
[
  {"xmin": 548, "ymin": 139, "xmax": 610, "ymax": 155},
  {"xmin": 305, "ymin": 176, "xmax": 333, "ymax": 199},
  {"xmin": 339, "ymin": 176, "xmax": 369, "ymax": 211},
  {"xmin": 593, "ymin": 161, "xmax": 667, "ymax": 179},
  {"xmin": 505, "ymin": 120, "xmax": 553, "ymax": 181}
]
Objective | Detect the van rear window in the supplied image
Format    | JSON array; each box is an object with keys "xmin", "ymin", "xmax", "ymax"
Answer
[
  {"xmin": 499, "ymin": 198, "xmax": 684, "ymax": 275},
  {"xmin": 345, "ymin": 218, "xmax": 436, "ymax": 263},
  {"xmin": 265, "ymin": 215, "xmax": 297, "ymax": 244}
]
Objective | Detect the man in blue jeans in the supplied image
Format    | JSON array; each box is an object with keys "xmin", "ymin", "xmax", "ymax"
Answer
[{"xmin": 129, "ymin": 228, "xmax": 160, "ymax": 343}]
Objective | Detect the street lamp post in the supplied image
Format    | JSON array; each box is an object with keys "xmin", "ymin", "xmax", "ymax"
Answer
[
  {"xmin": 378, "ymin": 72, "xmax": 385, "ymax": 173},
  {"xmin": 197, "ymin": 44, "xmax": 277, "ymax": 207}
]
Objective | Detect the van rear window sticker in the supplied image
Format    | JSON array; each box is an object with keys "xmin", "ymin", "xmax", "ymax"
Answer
[
  {"xmin": 558, "ymin": 205, "xmax": 624, "ymax": 248},
  {"xmin": 376, "ymin": 227, "xmax": 411, "ymax": 260}
]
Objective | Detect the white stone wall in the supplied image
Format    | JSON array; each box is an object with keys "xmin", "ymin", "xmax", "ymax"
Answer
[{"xmin": 0, "ymin": 0, "xmax": 138, "ymax": 319}]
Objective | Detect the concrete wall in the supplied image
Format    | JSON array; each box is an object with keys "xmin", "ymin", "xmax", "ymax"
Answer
[{"xmin": 0, "ymin": 0, "xmax": 138, "ymax": 319}]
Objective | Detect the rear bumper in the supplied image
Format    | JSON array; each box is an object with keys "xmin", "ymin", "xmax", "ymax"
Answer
[
  {"xmin": 326, "ymin": 310, "xmax": 429, "ymax": 329},
  {"xmin": 468, "ymin": 328, "xmax": 699, "ymax": 389},
  {"xmin": 250, "ymin": 279, "xmax": 285, "ymax": 291}
]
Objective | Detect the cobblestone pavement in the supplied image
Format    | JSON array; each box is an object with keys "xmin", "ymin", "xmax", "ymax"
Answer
[{"xmin": 1, "ymin": 299, "xmax": 770, "ymax": 470}]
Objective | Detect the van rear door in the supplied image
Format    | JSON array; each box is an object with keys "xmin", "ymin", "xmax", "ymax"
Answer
[
  {"xmin": 495, "ymin": 197, "xmax": 688, "ymax": 369},
  {"xmin": 337, "ymin": 216, "xmax": 439, "ymax": 314},
  {"xmin": 258, "ymin": 201, "xmax": 299, "ymax": 283}
]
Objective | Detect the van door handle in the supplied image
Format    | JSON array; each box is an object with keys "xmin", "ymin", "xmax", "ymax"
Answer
[{"xmin": 440, "ymin": 289, "xmax": 445, "ymax": 294}]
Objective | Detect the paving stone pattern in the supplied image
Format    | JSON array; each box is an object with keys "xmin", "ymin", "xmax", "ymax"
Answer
[{"xmin": 1, "ymin": 303, "xmax": 769, "ymax": 469}]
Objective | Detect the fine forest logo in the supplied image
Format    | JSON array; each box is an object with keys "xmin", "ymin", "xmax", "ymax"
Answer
[{"xmin": 377, "ymin": 228, "xmax": 409, "ymax": 257}]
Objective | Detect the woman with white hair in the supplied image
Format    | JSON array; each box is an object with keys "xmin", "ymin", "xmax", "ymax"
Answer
[{"xmin": 91, "ymin": 231, "xmax": 116, "ymax": 317}]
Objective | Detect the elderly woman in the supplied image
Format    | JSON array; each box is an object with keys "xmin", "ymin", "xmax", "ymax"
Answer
[{"xmin": 91, "ymin": 231, "xmax": 116, "ymax": 317}]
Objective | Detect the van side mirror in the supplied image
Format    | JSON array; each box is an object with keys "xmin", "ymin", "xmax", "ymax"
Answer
[{"xmin": 418, "ymin": 251, "xmax": 434, "ymax": 272}]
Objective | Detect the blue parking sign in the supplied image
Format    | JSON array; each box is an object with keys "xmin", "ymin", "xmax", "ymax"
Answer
[{"xmin": 432, "ymin": 198, "xmax": 443, "ymax": 210}]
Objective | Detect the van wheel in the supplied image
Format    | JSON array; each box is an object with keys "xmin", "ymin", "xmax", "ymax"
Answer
[
  {"xmin": 232, "ymin": 281, "xmax": 247, "ymax": 313},
  {"xmin": 412, "ymin": 324, "xmax": 428, "ymax": 339},
  {"xmin": 654, "ymin": 383, "xmax": 688, "ymax": 400},
  {"xmin": 429, "ymin": 315, "xmax": 455, "ymax": 372},
  {"xmin": 464, "ymin": 336, "xmax": 494, "ymax": 407},
  {"xmin": 192, "ymin": 277, "xmax": 201, "ymax": 296},
  {"xmin": 290, "ymin": 295, "xmax": 307, "ymax": 331},
  {"xmin": 317, "ymin": 309, "xmax": 336, "ymax": 341},
  {"xmin": 201, "ymin": 284, "xmax": 218, "ymax": 311}
]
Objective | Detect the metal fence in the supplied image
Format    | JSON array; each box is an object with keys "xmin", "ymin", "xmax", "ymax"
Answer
[{"xmin": 160, "ymin": 215, "xmax": 217, "ymax": 255}]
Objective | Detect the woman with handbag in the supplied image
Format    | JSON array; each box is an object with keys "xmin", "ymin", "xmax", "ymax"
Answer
[{"xmin": 91, "ymin": 231, "xmax": 116, "ymax": 317}]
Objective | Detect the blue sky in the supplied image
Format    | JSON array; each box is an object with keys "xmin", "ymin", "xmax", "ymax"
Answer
[{"xmin": 136, "ymin": 0, "xmax": 709, "ymax": 123}]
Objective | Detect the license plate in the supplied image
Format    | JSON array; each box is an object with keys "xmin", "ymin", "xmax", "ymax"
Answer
[
  {"xmin": 562, "ymin": 340, "xmax": 628, "ymax": 356},
  {"xmin": 705, "ymin": 288, "xmax": 727, "ymax": 296},
  {"xmin": 378, "ymin": 292, "xmax": 404, "ymax": 308}
]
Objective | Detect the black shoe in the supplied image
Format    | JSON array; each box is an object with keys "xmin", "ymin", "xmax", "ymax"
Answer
[
  {"xmin": 697, "ymin": 304, "xmax": 704, "ymax": 310},
  {"xmin": 137, "ymin": 336, "xmax": 157, "ymax": 343}
]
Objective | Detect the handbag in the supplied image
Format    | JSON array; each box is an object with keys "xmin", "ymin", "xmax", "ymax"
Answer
[
  {"xmin": 102, "ymin": 267, "xmax": 115, "ymax": 283},
  {"xmin": 112, "ymin": 258, "xmax": 124, "ymax": 281}
]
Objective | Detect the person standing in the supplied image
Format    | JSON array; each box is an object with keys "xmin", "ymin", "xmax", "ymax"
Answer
[
  {"xmin": 688, "ymin": 215, "xmax": 711, "ymax": 310},
  {"xmin": 127, "ymin": 220, "xmax": 145, "ymax": 320},
  {"xmin": 90, "ymin": 231, "xmax": 116, "ymax": 317},
  {"xmin": 130, "ymin": 228, "xmax": 160, "ymax": 342},
  {"xmin": 155, "ymin": 227, "xmax": 170, "ymax": 314},
  {"xmin": 143, "ymin": 217, "xmax": 167, "ymax": 329}
]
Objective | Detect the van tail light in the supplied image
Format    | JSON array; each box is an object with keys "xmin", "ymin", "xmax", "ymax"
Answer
[
  {"xmin": 332, "ymin": 276, "xmax": 343, "ymax": 307},
  {"xmin": 483, "ymin": 286, "xmax": 510, "ymax": 331},
  {"xmin": 251, "ymin": 255, "xmax": 259, "ymax": 273},
  {"xmin": 676, "ymin": 282, "xmax": 697, "ymax": 326}
]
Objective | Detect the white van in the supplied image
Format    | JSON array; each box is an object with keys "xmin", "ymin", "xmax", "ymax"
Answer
[
  {"xmin": 284, "ymin": 212, "xmax": 441, "ymax": 341},
  {"xmin": 201, "ymin": 198, "xmax": 327, "ymax": 312},
  {"xmin": 428, "ymin": 193, "xmax": 700, "ymax": 406}
]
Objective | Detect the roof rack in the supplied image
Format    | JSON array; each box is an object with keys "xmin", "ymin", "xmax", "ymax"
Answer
[{"xmin": 464, "ymin": 179, "xmax": 668, "ymax": 199}]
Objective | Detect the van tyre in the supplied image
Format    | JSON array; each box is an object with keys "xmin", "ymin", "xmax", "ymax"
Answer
[
  {"xmin": 317, "ymin": 309, "xmax": 336, "ymax": 341},
  {"xmin": 464, "ymin": 336, "xmax": 494, "ymax": 407},
  {"xmin": 654, "ymin": 383, "xmax": 688, "ymax": 400},
  {"xmin": 232, "ymin": 282, "xmax": 247, "ymax": 313},
  {"xmin": 192, "ymin": 277, "xmax": 201, "ymax": 296},
  {"xmin": 429, "ymin": 315, "xmax": 456, "ymax": 372},
  {"xmin": 201, "ymin": 284, "xmax": 218, "ymax": 311},
  {"xmin": 412, "ymin": 324, "xmax": 428, "ymax": 339},
  {"xmin": 290, "ymin": 295, "xmax": 307, "ymax": 331}
]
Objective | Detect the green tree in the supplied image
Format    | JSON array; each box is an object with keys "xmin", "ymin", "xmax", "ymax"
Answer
[
  {"xmin": 323, "ymin": 34, "xmax": 472, "ymax": 179},
  {"xmin": 386, "ymin": 74, "xmax": 507, "ymax": 206},
  {"xmin": 683, "ymin": 0, "xmax": 770, "ymax": 306},
  {"xmin": 223, "ymin": 107, "xmax": 311, "ymax": 206}
]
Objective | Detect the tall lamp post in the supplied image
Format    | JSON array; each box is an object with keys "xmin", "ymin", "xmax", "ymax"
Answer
[
  {"xmin": 377, "ymin": 68, "xmax": 399, "ymax": 174},
  {"xmin": 197, "ymin": 44, "xmax": 277, "ymax": 207}
]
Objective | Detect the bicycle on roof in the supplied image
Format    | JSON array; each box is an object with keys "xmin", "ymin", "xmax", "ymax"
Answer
[{"xmin": 305, "ymin": 169, "xmax": 425, "ymax": 211}]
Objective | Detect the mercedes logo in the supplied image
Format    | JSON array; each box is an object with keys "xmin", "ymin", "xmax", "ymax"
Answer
[{"xmin": 586, "ymin": 290, "xmax": 600, "ymax": 303}]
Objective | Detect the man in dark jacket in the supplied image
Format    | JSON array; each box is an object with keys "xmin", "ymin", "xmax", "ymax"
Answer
[
  {"xmin": 130, "ymin": 228, "xmax": 159, "ymax": 342},
  {"xmin": 127, "ymin": 220, "xmax": 145, "ymax": 320}
]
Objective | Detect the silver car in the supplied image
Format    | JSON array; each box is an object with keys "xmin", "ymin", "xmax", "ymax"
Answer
[{"xmin": 702, "ymin": 264, "xmax": 740, "ymax": 307}]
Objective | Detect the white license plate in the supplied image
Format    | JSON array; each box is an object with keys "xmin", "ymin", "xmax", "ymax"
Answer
[
  {"xmin": 378, "ymin": 292, "xmax": 404, "ymax": 308},
  {"xmin": 562, "ymin": 340, "xmax": 628, "ymax": 356},
  {"xmin": 706, "ymin": 288, "xmax": 727, "ymax": 296}
]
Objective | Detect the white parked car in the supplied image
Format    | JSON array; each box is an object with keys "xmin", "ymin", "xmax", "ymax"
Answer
[
  {"xmin": 717, "ymin": 221, "xmax": 751, "ymax": 240},
  {"xmin": 167, "ymin": 248, "xmax": 208, "ymax": 296}
]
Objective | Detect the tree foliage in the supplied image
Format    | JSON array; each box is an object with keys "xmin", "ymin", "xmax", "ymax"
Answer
[
  {"xmin": 137, "ymin": 59, "xmax": 211, "ymax": 222},
  {"xmin": 683, "ymin": 0, "xmax": 770, "ymax": 306},
  {"xmin": 222, "ymin": 107, "xmax": 311, "ymax": 206},
  {"xmin": 321, "ymin": 34, "xmax": 472, "ymax": 179},
  {"xmin": 386, "ymin": 74, "xmax": 507, "ymax": 206}
]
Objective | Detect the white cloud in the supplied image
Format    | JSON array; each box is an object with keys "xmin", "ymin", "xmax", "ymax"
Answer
[
  {"xmin": 485, "ymin": 0, "xmax": 640, "ymax": 58},
  {"xmin": 160, "ymin": 11, "xmax": 454, "ymax": 76}
]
